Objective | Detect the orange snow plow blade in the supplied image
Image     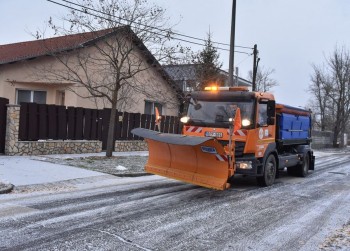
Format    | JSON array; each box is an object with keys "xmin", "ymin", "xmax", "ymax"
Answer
[{"xmin": 131, "ymin": 128, "xmax": 231, "ymax": 190}]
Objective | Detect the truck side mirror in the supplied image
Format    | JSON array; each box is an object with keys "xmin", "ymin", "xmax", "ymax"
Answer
[
  {"xmin": 267, "ymin": 100, "xmax": 275, "ymax": 117},
  {"xmin": 267, "ymin": 117, "xmax": 275, "ymax": 125},
  {"xmin": 267, "ymin": 100, "xmax": 275, "ymax": 126}
]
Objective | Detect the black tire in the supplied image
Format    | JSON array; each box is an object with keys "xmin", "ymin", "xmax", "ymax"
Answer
[
  {"xmin": 227, "ymin": 175, "xmax": 235, "ymax": 184},
  {"xmin": 296, "ymin": 154, "xmax": 309, "ymax": 177},
  {"xmin": 257, "ymin": 154, "xmax": 276, "ymax": 187}
]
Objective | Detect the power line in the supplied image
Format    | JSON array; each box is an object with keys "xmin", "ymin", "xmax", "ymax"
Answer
[
  {"xmin": 236, "ymin": 53, "xmax": 253, "ymax": 66},
  {"xmin": 49, "ymin": 0, "xmax": 253, "ymax": 53},
  {"xmin": 47, "ymin": 0, "xmax": 249, "ymax": 54},
  {"xmin": 59, "ymin": 0, "xmax": 253, "ymax": 50}
]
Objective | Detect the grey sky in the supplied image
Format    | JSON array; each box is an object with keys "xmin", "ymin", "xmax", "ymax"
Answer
[{"xmin": 1, "ymin": 0, "xmax": 349, "ymax": 107}]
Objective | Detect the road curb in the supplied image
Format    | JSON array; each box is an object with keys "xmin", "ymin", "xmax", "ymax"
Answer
[
  {"xmin": 112, "ymin": 173, "xmax": 153, "ymax": 177},
  {"xmin": 0, "ymin": 182, "xmax": 14, "ymax": 194}
]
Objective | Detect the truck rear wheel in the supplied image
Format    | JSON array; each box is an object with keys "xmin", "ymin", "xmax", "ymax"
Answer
[
  {"xmin": 257, "ymin": 154, "xmax": 276, "ymax": 187},
  {"xmin": 296, "ymin": 154, "xmax": 309, "ymax": 177}
]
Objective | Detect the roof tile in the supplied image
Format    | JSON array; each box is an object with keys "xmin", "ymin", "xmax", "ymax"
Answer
[{"xmin": 0, "ymin": 29, "xmax": 113, "ymax": 64}]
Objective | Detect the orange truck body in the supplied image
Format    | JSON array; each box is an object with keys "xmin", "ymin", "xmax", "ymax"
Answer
[{"xmin": 132, "ymin": 87, "xmax": 315, "ymax": 190}]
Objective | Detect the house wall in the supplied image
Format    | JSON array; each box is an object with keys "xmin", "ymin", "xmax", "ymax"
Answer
[
  {"xmin": 114, "ymin": 140, "xmax": 148, "ymax": 152},
  {"xmin": 0, "ymin": 37, "xmax": 179, "ymax": 116},
  {"xmin": 0, "ymin": 58, "xmax": 78, "ymax": 106},
  {"xmin": 125, "ymin": 65, "xmax": 179, "ymax": 116}
]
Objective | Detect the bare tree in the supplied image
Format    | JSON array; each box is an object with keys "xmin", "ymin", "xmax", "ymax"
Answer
[
  {"xmin": 162, "ymin": 45, "xmax": 196, "ymax": 65},
  {"xmin": 308, "ymin": 64, "xmax": 333, "ymax": 131},
  {"xmin": 248, "ymin": 66, "xmax": 278, "ymax": 92},
  {"xmin": 35, "ymin": 0, "xmax": 182, "ymax": 157},
  {"xmin": 309, "ymin": 46, "xmax": 350, "ymax": 147}
]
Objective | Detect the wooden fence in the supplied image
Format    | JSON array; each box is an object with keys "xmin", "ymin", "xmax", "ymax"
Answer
[
  {"xmin": 18, "ymin": 103, "xmax": 180, "ymax": 150},
  {"xmin": 0, "ymin": 97, "xmax": 9, "ymax": 153}
]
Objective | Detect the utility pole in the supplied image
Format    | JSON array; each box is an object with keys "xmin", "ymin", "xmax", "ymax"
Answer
[
  {"xmin": 252, "ymin": 44, "xmax": 259, "ymax": 91},
  {"xmin": 228, "ymin": 0, "xmax": 236, "ymax": 87},
  {"xmin": 235, "ymin": 67, "xmax": 239, "ymax": 86}
]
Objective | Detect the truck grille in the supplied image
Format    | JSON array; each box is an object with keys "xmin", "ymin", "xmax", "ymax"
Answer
[
  {"xmin": 235, "ymin": 141, "xmax": 245, "ymax": 157},
  {"xmin": 218, "ymin": 140, "xmax": 246, "ymax": 157}
]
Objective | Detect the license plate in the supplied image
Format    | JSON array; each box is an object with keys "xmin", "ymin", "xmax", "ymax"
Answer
[{"xmin": 205, "ymin": 131, "xmax": 223, "ymax": 138}]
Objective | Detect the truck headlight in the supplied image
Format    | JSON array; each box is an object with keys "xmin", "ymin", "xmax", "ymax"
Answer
[
  {"xmin": 236, "ymin": 161, "xmax": 253, "ymax": 169},
  {"xmin": 180, "ymin": 116, "xmax": 190, "ymax": 123},
  {"xmin": 242, "ymin": 119, "xmax": 251, "ymax": 126}
]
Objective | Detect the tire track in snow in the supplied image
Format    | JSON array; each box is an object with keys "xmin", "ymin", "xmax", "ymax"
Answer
[{"xmin": 0, "ymin": 153, "xmax": 349, "ymax": 250}]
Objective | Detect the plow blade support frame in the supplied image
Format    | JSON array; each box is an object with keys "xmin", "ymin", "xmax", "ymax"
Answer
[{"xmin": 131, "ymin": 128, "xmax": 214, "ymax": 146}]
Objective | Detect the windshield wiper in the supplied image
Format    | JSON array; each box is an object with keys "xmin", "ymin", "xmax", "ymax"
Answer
[{"xmin": 190, "ymin": 118, "xmax": 205, "ymax": 122}]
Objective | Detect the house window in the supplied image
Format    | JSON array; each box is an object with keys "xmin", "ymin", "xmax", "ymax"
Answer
[
  {"xmin": 145, "ymin": 101, "xmax": 162, "ymax": 115},
  {"xmin": 186, "ymin": 85, "xmax": 195, "ymax": 92},
  {"xmin": 16, "ymin": 90, "xmax": 47, "ymax": 104}
]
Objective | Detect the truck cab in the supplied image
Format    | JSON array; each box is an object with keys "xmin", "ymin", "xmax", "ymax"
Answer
[
  {"xmin": 132, "ymin": 86, "xmax": 315, "ymax": 190},
  {"xmin": 181, "ymin": 86, "xmax": 315, "ymax": 185}
]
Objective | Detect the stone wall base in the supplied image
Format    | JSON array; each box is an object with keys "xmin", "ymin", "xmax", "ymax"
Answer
[
  {"xmin": 5, "ymin": 140, "xmax": 102, "ymax": 156},
  {"xmin": 115, "ymin": 140, "xmax": 148, "ymax": 152}
]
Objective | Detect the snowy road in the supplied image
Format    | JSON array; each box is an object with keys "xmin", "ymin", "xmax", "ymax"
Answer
[{"xmin": 0, "ymin": 153, "xmax": 350, "ymax": 251}]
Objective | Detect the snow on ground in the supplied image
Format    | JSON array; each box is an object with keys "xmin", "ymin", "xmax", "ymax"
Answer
[
  {"xmin": 116, "ymin": 165, "xmax": 127, "ymax": 171},
  {"xmin": 33, "ymin": 151, "xmax": 148, "ymax": 160},
  {"xmin": 1, "ymin": 148, "xmax": 347, "ymax": 188},
  {"xmin": 0, "ymin": 149, "xmax": 349, "ymax": 250},
  {"xmin": 313, "ymin": 147, "xmax": 350, "ymax": 157},
  {"xmin": 319, "ymin": 222, "xmax": 350, "ymax": 250},
  {"xmin": 0, "ymin": 156, "xmax": 104, "ymax": 186},
  {"xmin": 31, "ymin": 148, "xmax": 347, "ymax": 160},
  {"xmin": 35, "ymin": 154, "xmax": 148, "ymax": 176},
  {"xmin": 313, "ymin": 151, "xmax": 339, "ymax": 158}
]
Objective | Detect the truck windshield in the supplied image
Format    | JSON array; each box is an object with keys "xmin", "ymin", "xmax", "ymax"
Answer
[{"xmin": 187, "ymin": 99, "xmax": 254, "ymax": 128}]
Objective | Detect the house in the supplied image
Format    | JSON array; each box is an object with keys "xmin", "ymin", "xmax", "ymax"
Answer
[
  {"xmin": 163, "ymin": 64, "xmax": 252, "ymax": 92},
  {"xmin": 0, "ymin": 26, "xmax": 182, "ymax": 116}
]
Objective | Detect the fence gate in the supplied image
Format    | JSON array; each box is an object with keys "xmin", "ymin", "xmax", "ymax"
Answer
[{"xmin": 0, "ymin": 97, "xmax": 9, "ymax": 154}]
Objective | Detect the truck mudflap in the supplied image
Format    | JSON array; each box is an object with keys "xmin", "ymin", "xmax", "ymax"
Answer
[{"xmin": 131, "ymin": 128, "xmax": 232, "ymax": 190}]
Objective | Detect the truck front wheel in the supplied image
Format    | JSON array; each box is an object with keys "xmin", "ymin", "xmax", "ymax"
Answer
[{"xmin": 257, "ymin": 154, "xmax": 276, "ymax": 187}]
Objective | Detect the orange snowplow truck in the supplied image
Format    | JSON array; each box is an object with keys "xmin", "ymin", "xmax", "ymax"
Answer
[{"xmin": 132, "ymin": 86, "xmax": 315, "ymax": 190}]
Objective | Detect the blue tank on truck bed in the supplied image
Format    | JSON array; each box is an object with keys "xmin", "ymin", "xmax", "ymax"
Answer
[
  {"xmin": 276, "ymin": 104, "xmax": 312, "ymax": 145},
  {"xmin": 273, "ymin": 103, "xmax": 315, "ymax": 177}
]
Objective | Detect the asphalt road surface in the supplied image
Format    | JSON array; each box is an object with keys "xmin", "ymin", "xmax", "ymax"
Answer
[{"xmin": 0, "ymin": 153, "xmax": 349, "ymax": 251}]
